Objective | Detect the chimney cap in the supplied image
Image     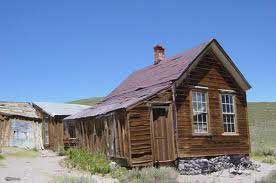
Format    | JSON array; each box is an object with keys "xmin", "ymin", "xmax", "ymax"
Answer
[
  {"xmin": 154, "ymin": 44, "xmax": 165, "ymax": 64},
  {"xmin": 154, "ymin": 44, "xmax": 165, "ymax": 51}
]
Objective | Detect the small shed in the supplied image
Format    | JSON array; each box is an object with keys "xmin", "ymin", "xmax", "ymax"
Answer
[
  {"xmin": 0, "ymin": 102, "xmax": 43, "ymax": 149},
  {"xmin": 33, "ymin": 102, "xmax": 90, "ymax": 150}
]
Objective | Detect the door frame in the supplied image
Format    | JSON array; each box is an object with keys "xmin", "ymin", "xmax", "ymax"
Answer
[{"xmin": 150, "ymin": 103, "xmax": 175, "ymax": 164}]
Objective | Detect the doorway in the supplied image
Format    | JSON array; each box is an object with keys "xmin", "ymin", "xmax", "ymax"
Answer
[{"xmin": 151, "ymin": 105, "xmax": 175, "ymax": 164}]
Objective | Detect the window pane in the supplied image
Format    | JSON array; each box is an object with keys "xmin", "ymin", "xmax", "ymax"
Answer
[
  {"xmin": 202, "ymin": 103, "xmax": 206, "ymax": 112},
  {"xmin": 192, "ymin": 92, "xmax": 197, "ymax": 102},
  {"xmin": 223, "ymin": 104, "xmax": 226, "ymax": 113},
  {"xmin": 197, "ymin": 92, "xmax": 201, "ymax": 102},
  {"xmin": 226, "ymin": 104, "xmax": 230, "ymax": 113},
  {"xmin": 193, "ymin": 115, "xmax": 197, "ymax": 122},
  {"xmin": 202, "ymin": 114, "xmax": 207, "ymax": 122},
  {"xmin": 229, "ymin": 95, "xmax": 233, "ymax": 103},
  {"xmin": 192, "ymin": 102, "xmax": 197, "ymax": 112},
  {"xmin": 223, "ymin": 124, "xmax": 226, "ymax": 132},
  {"xmin": 202, "ymin": 93, "xmax": 205, "ymax": 102},
  {"xmin": 198, "ymin": 114, "xmax": 203, "ymax": 122},
  {"xmin": 230, "ymin": 105, "xmax": 233, "ymax": 113},
  {"xmin": 230, "ymin": 124, "xmax": 235, "ymax": 132},
  {"xmin": 222, "ymin": 95, "xmax": 225, "ymax": 103},
  {"xmin": 226, "ymin": 95, "xmax": 229, "ymax": 103},
  {"xmin": 197, "ymin": 102, "xmax": 202, "ymax": 112}
]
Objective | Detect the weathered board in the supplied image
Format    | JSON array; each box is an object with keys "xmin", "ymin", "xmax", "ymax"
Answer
[{"xmin": 0, "ymin": 115, "xmax": 43, "ymax": 149}]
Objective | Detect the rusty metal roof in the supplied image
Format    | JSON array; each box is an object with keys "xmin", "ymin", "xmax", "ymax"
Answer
[
  {"xmin": 0, "ymin": 102, "xmax": 40, "ymax": 119},
  {"xmin": 65, "ymin": 40, "xmax": 211, "ymax": 120},
  {"xmin": 33, "ymin": 102, "xmax": 91, "ymax": 117}
]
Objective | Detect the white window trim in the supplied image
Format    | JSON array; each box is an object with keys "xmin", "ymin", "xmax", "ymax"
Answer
[
  {"xmin": 192, "ymin": 91, "xmax": 209, "ymax": 134},
  {"xmin": 221, "ymin": 93, "xmax": 238, "ymax": 135}
]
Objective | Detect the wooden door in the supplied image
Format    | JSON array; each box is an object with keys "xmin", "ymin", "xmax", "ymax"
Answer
[{"xmin": 151, "ymin": 105, "xmax": 175, "ymax": 163}]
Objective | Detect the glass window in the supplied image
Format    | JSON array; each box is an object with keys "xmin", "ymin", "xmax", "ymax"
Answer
[
  {"xmin": 192, "ymin": 91, "xmax": 208, "ymax": 133},
  {"xmin": 221, "ymin": 94, "xmax": 236, "ymax": 133}
]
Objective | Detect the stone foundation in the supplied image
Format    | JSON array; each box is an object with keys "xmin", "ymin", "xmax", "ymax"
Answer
[{"xmin": 177, "ymin": 155, "xmax": 258, "ymax": 175}]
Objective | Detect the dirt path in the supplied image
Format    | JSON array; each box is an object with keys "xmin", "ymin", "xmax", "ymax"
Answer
[{"xmin": 0, "ymin": 149, "xmax": 115, "ymax": 183}]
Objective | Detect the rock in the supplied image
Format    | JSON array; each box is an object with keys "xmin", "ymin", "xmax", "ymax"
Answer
[
  {"xmin": 109, "ymin": 161, "xmax": 117, "ymax": 171},
  {"xmin": 4, "ymin": 177, "xmax": 21, "ymax": 181},
  {"xmin": 229, "ymin": 168, "xmax": 243, "ymax": 175}
]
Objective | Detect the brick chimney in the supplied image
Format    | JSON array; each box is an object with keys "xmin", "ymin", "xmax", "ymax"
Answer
[{"xmin": 154, "ymin": 45, "xmax": 165, "ymax": 64}]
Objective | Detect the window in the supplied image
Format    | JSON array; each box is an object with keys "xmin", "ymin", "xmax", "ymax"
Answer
[
  {"xmin": 192, "ymin": 91, "xmax": 208, "ymax": 133},
  {"xmin": 153, "ymin": 107, "xmax": 168, "ymax": 121},
  {"xmin": 221, "ymin": 94, "xmax": 236, "ymax": 133},
  {"xmin": 68, "ymin": 123, "xmax": 76, "ymax": 138}
]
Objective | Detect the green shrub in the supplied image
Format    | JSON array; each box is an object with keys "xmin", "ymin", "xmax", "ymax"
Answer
[
  {"xmin": 119, "ymin": 167, "xmax": 179, "ymax": 183},
  {"xmin": 56, "ymin": 146, "xmax": 67, "ymax": 156},
  {"xmin": 67, "ymin": 148, "xmax": 110, "ymax": 175},
  {"xmin": 262, "ymin": 156, "xmax": 275, "ymax": 164},
  {"xmin": 0, "ymin": 154, "xmax": 4, "ymax": 160}
]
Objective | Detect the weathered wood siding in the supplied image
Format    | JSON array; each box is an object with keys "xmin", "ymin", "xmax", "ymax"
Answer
[
  {"xmin": 175, "ymin": 50, "xmax": 250, "ymax": 157},
  {"xmin": 0, "ymin": 115, "xmax": 10, "ymax": 147},
  {"xmin": 127, "ymin": 91, "xmax": 173, "ymax": 166},
  {"xmin": 75, "ymin": 109, "xmax": 130, "ymax": 161},
  {"xmin": 48, "ymin": 116, "xmax": 64, "ymax": 150},
  {"xmin": 0, "ymin": 115, "xmax": 43, "ymax": 149}
]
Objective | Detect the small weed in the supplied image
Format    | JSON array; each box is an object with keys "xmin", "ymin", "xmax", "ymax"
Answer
[
  {"xmin": 56, "ymin": 146, "xmax": 67, "ymax": 156},
  {"xmin": 52, "ymin": 175, "xmax": 93, "ymax": 183}
]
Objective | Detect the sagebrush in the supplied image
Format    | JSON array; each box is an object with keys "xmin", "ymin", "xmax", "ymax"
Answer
[{"xmin": 67, "ymin": 148, "xmax": 110, "ymax": 175}]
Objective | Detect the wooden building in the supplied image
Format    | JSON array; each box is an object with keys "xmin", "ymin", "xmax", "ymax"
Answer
[
  {"xmin": 0, "ymin": 102, "xmax": 43, "ymax": 149},
  {"xmin": 64, "ymin": 39, "xmax": 251, "ymax": 167},
  {"xmin": 33, "ymin": 102, "xmax": 90, "ymax": 150}
]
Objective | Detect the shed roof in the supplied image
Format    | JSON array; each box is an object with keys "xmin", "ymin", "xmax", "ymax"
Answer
[
  {"xmin": 0, "ymin": 102, "xmax": 40, "ymax": 119},
  {"xmin": 33, "ymin": 102, "xmax": 91, "ymax": 117},
  {"xmin": 65, "ymin": 39, "xmax": 251, "ymax": 120}
]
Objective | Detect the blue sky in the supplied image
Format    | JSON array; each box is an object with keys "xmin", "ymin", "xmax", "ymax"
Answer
[{"xmin": 0, "ymin": 0, "xmax": 275, "ymax": 102}]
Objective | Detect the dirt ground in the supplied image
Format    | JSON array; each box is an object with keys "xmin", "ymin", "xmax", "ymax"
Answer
[
  {"xmin": 0, "ymin": 149, "xmax": 115, "ymax": 183},
  {"xmin": 0, "ymin": 148, "xmax": 275, "ymax": 183}
]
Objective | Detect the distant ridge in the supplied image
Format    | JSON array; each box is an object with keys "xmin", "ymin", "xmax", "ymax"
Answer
[{"xmin": 68, "ymin": 97, "xmax": 103, "ymax": 106}]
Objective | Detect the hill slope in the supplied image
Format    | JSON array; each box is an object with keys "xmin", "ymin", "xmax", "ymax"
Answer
[
  {"xmin": 248, "ymin": 102, "xmax": 276, "ymax": 152},
  {"xmin": 68, "ymin": 97, "xmax": 103, "ymax": 106}
]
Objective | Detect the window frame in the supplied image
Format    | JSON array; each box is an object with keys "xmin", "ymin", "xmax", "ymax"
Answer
[
  {"xmin": 190, "ymin": 89, "xmax": 210, "ymax": 135},
  {"xmin": 220, "ymin": 92, "xmax": 238, "ymax": 135}
]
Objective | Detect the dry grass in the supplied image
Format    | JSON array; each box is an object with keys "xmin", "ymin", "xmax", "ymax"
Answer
[
  {"xmin": 51, "ymin": 175, "xmax": 94, "ymax": 183},
  {"xmin": 4, "ymin": 147, "xmax": 39, "ymax": 158}
]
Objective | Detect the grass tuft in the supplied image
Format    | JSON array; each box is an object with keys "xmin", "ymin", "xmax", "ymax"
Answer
[
  {"xmin": 118, "ymin": 167, "xmax": 179, "ymax": 183},
  {"xmin": 52, "ymin": 175, "xmax": 93, "ymax": 183}
]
